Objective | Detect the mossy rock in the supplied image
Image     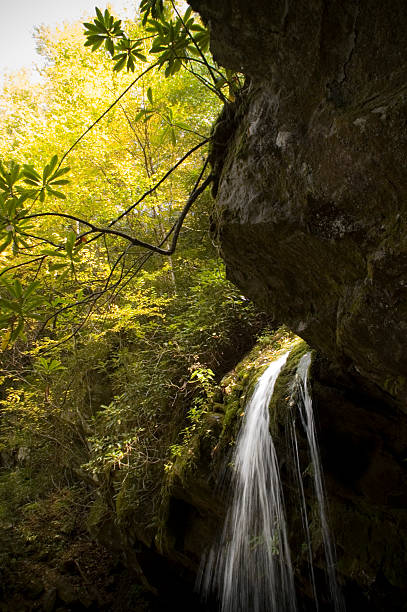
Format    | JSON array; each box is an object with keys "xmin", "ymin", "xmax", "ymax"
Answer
[
  {"xmin": 217, "ymin": 327, "xmax": 302, "ymax": 449},
  {"xmin": 155, "ymin": 328, "xmax": 313, "ymax": 570},
  {"xmin": 269, "ymin": 339, "xmax": 311, "ymax": 435}
]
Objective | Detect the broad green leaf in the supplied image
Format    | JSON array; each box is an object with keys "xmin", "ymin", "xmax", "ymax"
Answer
[
  {"xmin": 105, "ymin": 38, "xmax": 114, "ymax": 56},
  {"xmin": 133, "ymin": 51, "xmax": 147, "ymax": 62},
  {"xmin": 10, "ymin": 319, "xmax": 25, "ymax": 342},
  {"xmin": 0, "ymin": 298, "xmax": 21, "ymax": 314},
  {"xmin": 13, "ymin": 279, "xmax": 23, "ymax": 298},
  {"xmin": 183, "ymin": 7, "xmax": 193, "ymax": 22},
  {"xmin": 22, "ymin": 169, "xmax": 41, "ymax": 183},
  {"xmin": 134, "ymin": 109, "xmax": 148, "ymax": 122},
  {"xmin": 43, "ymin": 163, "xmax": 52, "ymax": 181},
  {"xmin": 22, "ymin": 178, "xmax": 40, "ymax": 187},
  {"xmin": 50, "ymin": 166, "xmax": 70, "ymax": 179},
  {"xmin": 83, "ymin": 22, "xmax": 100, "ymax": 32},
  {"xmin": 113, "ymin": 55, "xmax": 127, "ymax": 72},
  {"xmin": 95, "ymin": 7, "xmax": 104, "ymax": 23},
  {"xmin": 24, "ymin": 281, "xmax": 41, "ymax": 300},
  {"xmin": 0, "ymin": 233, "xmax": 13, "ymax": 252},
  {"xmin": 48, "ymin": 262, "xmax": 68, "ymax": 271},
  {"xmin": 65, "ymin": 231, "xmax": 76, "ymax": 257},
  {"xmin": 49, "ymin": 179, "xmax": 69, "ymax": 186},
  {"xmin": 45, "ymin": 186, "xmax": 66, "ymax": 199}
]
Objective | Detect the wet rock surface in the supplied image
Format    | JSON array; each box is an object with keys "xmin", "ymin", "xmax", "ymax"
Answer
[{"xmin": 310, "ymin": 356, "xmax": 407, "ymax": 610}]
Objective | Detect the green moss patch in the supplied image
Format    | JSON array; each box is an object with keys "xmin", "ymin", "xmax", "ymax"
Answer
[{"xmin": 269, "ymin": 339, "xmax": 311, "ymax": 434}]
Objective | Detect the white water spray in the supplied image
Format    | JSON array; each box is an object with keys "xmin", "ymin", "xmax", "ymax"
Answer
[
  {"xmin": 288, "ymin": 408, "xmax": 319, "ymax": 609},
  {"xmin": 199, "ymin": 352, "xmax": 297, "ymax": 612}
]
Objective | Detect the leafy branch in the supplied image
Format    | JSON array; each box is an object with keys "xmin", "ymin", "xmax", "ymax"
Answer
[{"xmin": 83, "ymin": 4, "xmax": 236, "ymax": 101}]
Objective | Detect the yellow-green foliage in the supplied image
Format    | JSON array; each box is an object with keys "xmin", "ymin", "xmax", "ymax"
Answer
[{"xmin": 0, "ymin": 7, "xmax": 267, "ymax": 591}]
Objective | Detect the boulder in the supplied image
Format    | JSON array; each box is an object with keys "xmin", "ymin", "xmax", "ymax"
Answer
[{"xmin": 189, "ymin": 0, "xmax": 407, "ymax": 406}]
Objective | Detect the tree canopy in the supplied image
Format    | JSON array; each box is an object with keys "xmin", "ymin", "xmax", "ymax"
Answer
[
  {"xmin": 0, "ymin": 0, "xmax": 264, "ymax": 569},
  {"xmin": 0, "ymin": 4, "xmax": 269, "ymax": 606},
  {"xmin": 0, "ymin": 0, "xmax": 243, "ymax": 348}
]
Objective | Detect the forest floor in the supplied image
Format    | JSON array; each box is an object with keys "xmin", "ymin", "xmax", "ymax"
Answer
[{"xmin": 0, "ymin": 482, "xmax": 157, "ymax": 612}]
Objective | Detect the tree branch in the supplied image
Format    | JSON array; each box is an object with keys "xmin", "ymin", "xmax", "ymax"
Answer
[{"xmin": 21, "ymin": 172, "xmax": 212, "ymax": 255}]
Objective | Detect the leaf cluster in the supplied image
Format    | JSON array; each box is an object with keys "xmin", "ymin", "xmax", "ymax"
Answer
[
  {"xmin": 83, "ymin": 3, "xmax": 230, "ymax": 99},
  {"xmin": 0, "ymin": 4, "xmax": 224, "ymax": 351},
  {"xmin": 84, "ymin": 7, "xmax": 146, "ymax": 72},
  {"xmin": 0, "ymin": 278, "xmax": 42, "ymax": 345},
  {"xmin": 22, "ymin": 155, "xmax": 70, "ymax": 201},
  {"xmin": 148, "ymin": 7, "xmax": 209, "ymax": 77},
  {"xmin": 0, "ymin": 156, "xmax": 71, "ymax": 252},
  {"xmin": 139, "ymin": 0, "xmax": 165, "ymax": 25},
  {"xmin": 0, "ymin": 155, "xmax": 81, "ymax": 346}
]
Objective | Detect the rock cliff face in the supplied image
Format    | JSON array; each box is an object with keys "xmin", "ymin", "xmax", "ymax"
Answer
[
  {"xmin": 189, "ymin": 0, "xmax": 407, "ymax": 407},
  {"xmin": 169, "ymin": 1, "xmax": 407, "ymax": 609}
]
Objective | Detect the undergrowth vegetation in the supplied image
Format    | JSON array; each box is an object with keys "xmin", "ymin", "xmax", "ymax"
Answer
[{"xmin": 0, "ymin": 1, "xmax": 267, "ymax": 607}]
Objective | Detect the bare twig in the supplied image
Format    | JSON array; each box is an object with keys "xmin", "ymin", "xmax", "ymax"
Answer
[
  {"xmin": 57, "ymin": 63, "xmax": 159, "ymax": 169},
  {"xmin": 170, "ymin": 1, "xmax": 222, "ymax": 93},
  {"xmin": 0, "ymin": 256, "xmax": 46, "ymax": 278}
]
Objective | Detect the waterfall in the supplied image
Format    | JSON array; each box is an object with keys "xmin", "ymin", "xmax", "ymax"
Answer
[
  {"xmin": 199, "ymin": 352, "xmax": 297, "ymax": 612},
  {"xmin": 288, "ymin": 405, "xmax": 319, "ymax": 609},
  {"xmin": 199, "ymin": 349, "xmax": 345, "ymax": 612},
  {"xmin": 291, "ymin": 353, "xmax": 345, "ymax": 612}
]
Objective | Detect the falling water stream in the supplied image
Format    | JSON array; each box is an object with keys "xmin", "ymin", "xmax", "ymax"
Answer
[
  {"xmin": 199, "ymin": 352, "xmax": 297, "ymax": 612},
  {"xmin": 199, "ymin": 350, "xmax": 344, "ymax": 612},
  {"xmin": 291, "ymin": 353, "xmax": 345, "ymax": 612}
]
